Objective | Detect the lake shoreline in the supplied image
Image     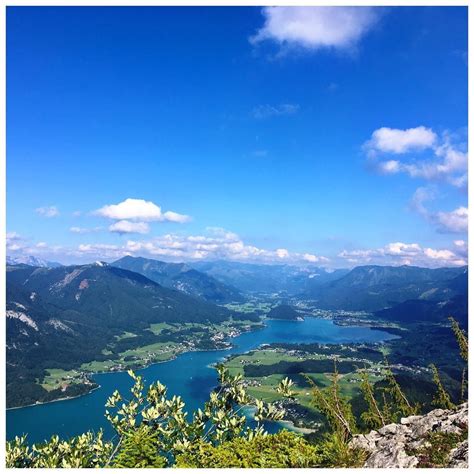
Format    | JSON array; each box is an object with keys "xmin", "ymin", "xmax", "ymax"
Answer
[
  {"xmin": 8, "ymin": 317, "xmax": 398, "ymax": 443},
  {"xmin": 7, "ymin": 321, "xmax": 266, "ymax": 410},
  {"xmin": 7, "ymin": 316, "xmax": 395, "ymax": 410},
  {"xmin": 7, "ymin": 385, "xmax": 102, "ymax": 411}
]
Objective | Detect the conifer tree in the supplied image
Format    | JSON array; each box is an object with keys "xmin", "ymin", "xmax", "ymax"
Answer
[
  {"xmin": 359, "ymin": 369, "xmax": 386, "ymax": 429},
  {"xmin": 430, "ymin": 364, "xmax": 455, "ymax": 410}
]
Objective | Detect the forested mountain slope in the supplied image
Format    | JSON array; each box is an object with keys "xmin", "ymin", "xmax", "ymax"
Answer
[
  {"xmin": 6, "ymin": 262, "xmax": 246, "ymax": 407},
  {"xmin": 113, "ymin": 256, "xmax": 243, "ymax": 303},
  {"xmin": 303, "ymin": 265, "xmax": 468, "ymax": 311}
]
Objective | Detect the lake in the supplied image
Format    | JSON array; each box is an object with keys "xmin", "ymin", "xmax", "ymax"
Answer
[{"xmin": 7, "ymin": 318, "xmax": 398, "ymax": 443}]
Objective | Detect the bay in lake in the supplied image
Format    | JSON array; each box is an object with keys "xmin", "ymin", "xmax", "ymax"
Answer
[{"xmin": 7, "ymin": 318, "xmax": 398, "ymax": 443}]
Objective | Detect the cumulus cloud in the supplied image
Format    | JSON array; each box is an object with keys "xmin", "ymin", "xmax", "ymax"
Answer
[
  {"xmin": 94, "ymin": 198, "xmax": 191, "ymax": 226},
  {"xmin": 7, "ymin": 226, "xmax": 330, "ymax": 266},
  {"xmin": 64, "ymin": 227, "xmax": 329, "ymax": 265},
  {"xmin": 339, "ymin": 241, "xmax": 466, "ymax": 267},
  {"xmin": 410, "ymin": 187, "xmax": 468, "ymax": 234},
  {"xmin": 365, "ymin": 126, "xmax": 436, "ymax": 155},
  {"xmin": 364, "ymin": 127, "xmax": 467, "ymax": 188},
  {"xmin": 250, "ymin": 6, "xmax": 379, "ymax": 52},
  {"xmin": 436, "ymin": 207, "xmax": 468, "ymax": 233},
  {"xmin": 36, "ymin": 206, "xmax": 59, "ymax": 218},
  {"xmin": 252, "ymin": 103, "xmax": 300, "ymax": 119},
  {"xmin": 109, "ymin": 220, "xmax": 150, "ymax": 235}
]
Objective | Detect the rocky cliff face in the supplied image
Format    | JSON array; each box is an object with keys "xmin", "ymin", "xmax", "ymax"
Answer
[{"xmin": 350, "ymin": 403, "xmax": 468, "ymax": 468}]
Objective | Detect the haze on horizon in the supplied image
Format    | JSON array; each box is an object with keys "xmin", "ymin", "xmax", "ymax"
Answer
[{"xmin": 7, "ymin": 6, "xmax": 468, "ymax": 269}]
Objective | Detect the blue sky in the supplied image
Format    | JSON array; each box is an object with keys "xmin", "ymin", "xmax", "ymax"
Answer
[{"xmin": 6, "ymin": 6, "xmax": 468, "ymax": 267}]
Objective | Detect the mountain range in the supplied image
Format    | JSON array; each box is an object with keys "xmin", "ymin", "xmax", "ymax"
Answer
[
  {"xmin": 112, "ymin": 256, "xmax": 243, "ymax": 303},
  {"xmin": 301, "ymin": 264, "xmax": 468, "ymax": 312},
  {"xmin": 5, "ymin": 257, "xmax": 468, "ymax": 407},
  {"xmin": 6, "ymin": 255, "xmax": 62, "ymax": 268},
  {"xmin": 191, "ymin": 260, "xmax": 349, "ymax": 294}
]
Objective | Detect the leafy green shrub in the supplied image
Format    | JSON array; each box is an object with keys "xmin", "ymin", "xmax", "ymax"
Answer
[
  {"xmin": 5, "ymin": 432, "xmax": 112, "ymax": 468},
  {"xmin": 113, "ymin": 426, "xmax": 166, "ymax": 468},
  {"xmin": 314, "ymin": 432, "xmax": 367, "ymax": 468},
  {"xmin": 175, "ymin": 430, "xmax": 320, "ymax": 468}
]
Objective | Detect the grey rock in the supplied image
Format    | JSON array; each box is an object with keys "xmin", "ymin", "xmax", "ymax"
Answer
[
  {"xmin": 350, "ymin": 403, "xmax": 468, "ymax": 468},
  {"xmin": 448, "ymin": 440, "xmax": 468, "ymax": 468}
]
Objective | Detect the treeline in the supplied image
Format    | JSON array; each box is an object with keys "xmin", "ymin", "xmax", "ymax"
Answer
[
  {"xmin": 244, "ymin": 359, "xmax": 366, "ymax": 377},
  {"xmin": 268, "ymin": 342, "xmax": 385, "ymax": 362}
]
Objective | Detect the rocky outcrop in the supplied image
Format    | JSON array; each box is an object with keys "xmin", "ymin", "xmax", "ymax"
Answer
[{"xmin": 350, "ymin": 403, "xmax": 468, "ymax": 468}]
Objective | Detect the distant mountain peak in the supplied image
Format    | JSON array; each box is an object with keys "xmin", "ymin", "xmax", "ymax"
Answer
[
  {"xmin": 6, "ymin": 255, "xmax": 62, "ymax": 268},
  {"xmin": 112, "ymin": 255, "xmax": 244, "ymax": 304}
]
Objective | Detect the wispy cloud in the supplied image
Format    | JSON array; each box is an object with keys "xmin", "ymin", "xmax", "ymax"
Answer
[
  {"xmin": 6, "ymin": 232, "xmax": 26, "ymax": 252},
  {"xmin": 36, "ymin": 206, "xmax": 59, "ymax": 218},
  {"xmin": 410, "ymin": 187, "xmax": 468, "ymax": 233},
  {"xmin": 9, "ymin": 227, "xmax": 329, "ymax": 266},
  {"xmin": 70, "ymin": 226, "xmax": 103, "ymax": 234},
  {"xmin": 339, "ymin": 240, "xmax": 467, "ymax": 267},
  {"xmin": 252, "ymin": 103, "xmax": 299, "ymax": 119},
  {"xmin": 109, "ymin": 220, "xmax": 150, "ymax": 235},
  {"xmin": 250, "ymin": 6, "xmax": 380, "ymax": 53}
]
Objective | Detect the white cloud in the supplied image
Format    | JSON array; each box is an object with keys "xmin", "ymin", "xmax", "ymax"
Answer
[
  {"xmin": 64, "ymin": 227, "xmax": 329, "ymax": 265},
  {"xmin": 162, "ymin": 211, "xmax": 191, "ymax": 224},
  {"xmin": 365, "ymin": 126, "xmax": 436, "ymax": 155},
  {"xmin": 6, "ymin": 231, "xmax": 21, "ymax": 240},
  {"xmin": 303, "ymin": 253, "xmax": 329, "ymax": 263},
  {"xmin": 6, "ymin": 234, "xmax": 65, "ymax": 261},
  {"xmin": 70, "ymin": 226, "xmax": 103, "ymax": 234},
  {"xmin": 252, "ymin": 103, "xmax": 300, "ymax": 119},
  {"xmin": 251, "ymin": 6, "xmax": 379, "ymax": 51},
  {"xmin": 339, "ymin": 241, "xmax": 467, "ymax": 267},
  {"xmin": 276, "ymin": 248, "xmax": 290, "ymax": 259},
  {"xmin": 6, "ymin": 232, "xmax": 26, "ymax": 252},
  {"xmin": 436, "ymin": 207, "xmax": 468, "ymax": 233},
  {"xmin": 78, "ymin": 243, "xmax": 120, "ymax": 253},
  {"xmin": 109, "ymin": 220, "xmax": 150, "ymax": 235},
  {"xmin": 36, "ymin": 206, "xmax": 59, "ymax": 218},
  {"xmin": 378, "ymin": 160, "xmax": 400, "ymax": 174},
  {"xmin": 365, "ymin": 127, "xmax": 467, "ymax": 188},
  {"xmin": 94, "ymin": 198, "xmax": 190, "ymax": 223},
  {"xmin": 410, "ymin": 187, "xmax": 467, "ymax": 234},
  {"xmin": 6, "ymin": 227, "xmax": 328, "ymax": 266}
]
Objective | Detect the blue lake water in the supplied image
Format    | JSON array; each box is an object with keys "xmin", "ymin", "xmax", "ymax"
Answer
[{"xmin": 7, "ymin": 318, "xmax": 398, "ymax": 443}]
